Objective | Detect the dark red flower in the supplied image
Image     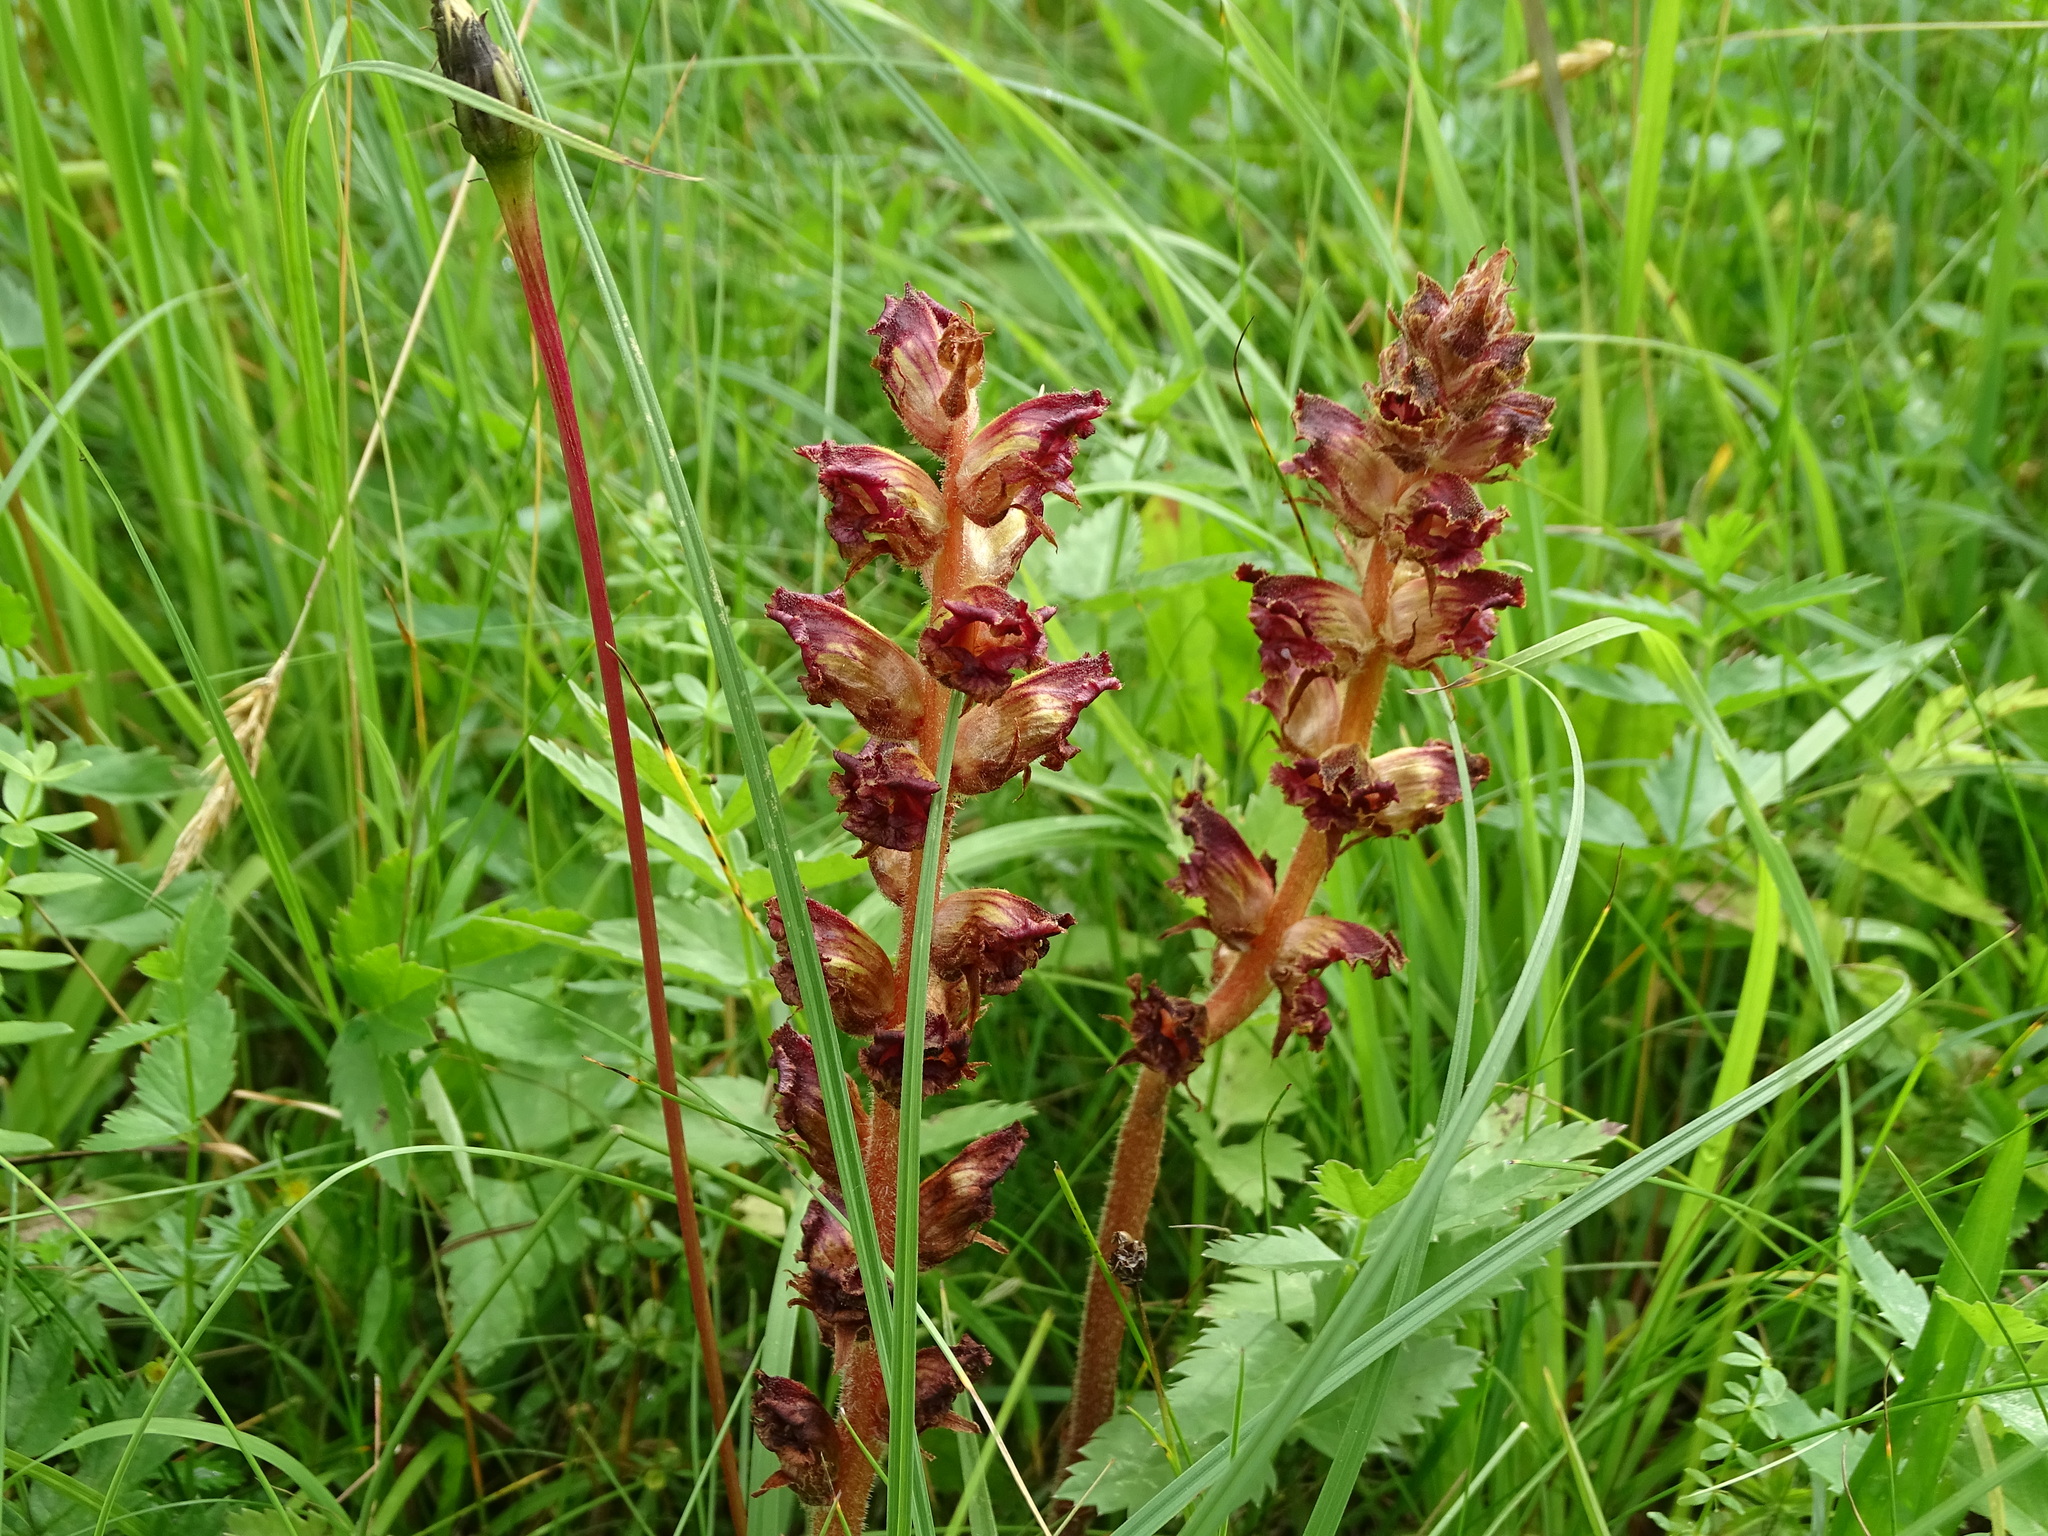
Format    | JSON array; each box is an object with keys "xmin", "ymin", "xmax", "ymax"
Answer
[
  {"xmin": 953, "ymin": 391, "xmax": 1110, "ymax": 537},
  {"xmin": 1279, "ymin": 392, "xmax": 1406, "ymax": 540},
  {"xmin": 831, "ymin": 740, "xmax": 941, "ymax": 853},
  {"xmin": 797, "ymin": 442, "xmax": 946, "ymax": 576},
  {"xmin": 918, "ymin": 1124, "xmax": 1025, "ymax": 1268},
  {"xmin": 768, "ymin": 1025, "xmax": 863, "ymax": 1193},
  {"xmin": 1367, "ymin": 742, "xmax": 1490, "ymax": 838},
  {"xmin": 1165, "ymin": 794, "xmax": 1274, "ymax": 950},
  {"xmin": 918, "ymin": 586, "xmax": 1055, "ymax": 703},
  {"xmin": 1393, "ymin": 475, "xmax": 1509, "ymax": 576},
  {"xmin": 765, "ymin": 898, "xmax": 896, "ymax": 1037},
  {"xmin": 931, "ymin": 888, "xmax": 1072, "ymax": 996},
  {"xmin": 790, "ymin": 1199, "xmax": 869, "ymax": 1335},
  {"xmin": 1116, "ymin": 977, "xmax": 1207, "ymax": 1084},
  {"xmin": 859, "ymin": 1014, "xmax": 979, "ymax": 1104},
  {"xmin": 1381, "ymin": 568, "xmax": 1526, "ymax": 669},
  {"xmin": 750, "ymin": 1373, "xmax": 840, "ymax": 1506},
  {"xmin": 950, "ymin": 653, "xmax": 1119, "ymax": 795},
  {"xmin": 765, "ymin": 588, "xmax": 929, "ymax": 741},
  {"xmin": 914, "ymin": 1337, "xmax": 994, "ymax": 1434},
  {"xmin": 1270, "ymin": 744, "xmax": 1399, "ymax": 834},
  {"xmin": 869, "ymin": 287, "xmax": 984, "ymax": 454},
  {"xmin": 1238, "ymin": 565, "xmax": 1377, "ymax": 689},
  {"xmin": 1268, "ymin": 916, "xmax": 1404, "ymax": 1054}
]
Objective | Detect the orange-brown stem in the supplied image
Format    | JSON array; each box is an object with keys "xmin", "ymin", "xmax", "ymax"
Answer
[
  {"xmin": 493, "ymin": 171, "xmax": 745, "ymax": 1535},
  {"xmin": 1061, "ymin": 652, "xmax": 1392, "ymax": 1476}
]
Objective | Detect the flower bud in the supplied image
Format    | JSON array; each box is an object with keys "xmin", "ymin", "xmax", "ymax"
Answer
[
  {"xmin": 1116, "ymin": 977, "xmax": 1207, "ymax": 1084},
  {"xmin": 863, "ymin": 846, "xmax": 914, "ymax": 906},
  {"xmin": 770, "ymin": 1026, "xmax": 849, "ymax": 1193},
  {"xmin": 429, "ymin": 0, "xmax": 539, "ymax": 172},
  {"xmin": 797, "ymin": 442, "xmax": 947, "ymax": 576},
  {"xmin": 870, "ymin": 288, "xmax": 982, "ymax": 454},
  {"xmin": 765, "ymin": 588, "xmax": 930, "ymax": 741},
  {"xmin": 915, "ymin": 1337, "xmax": 994, "ymax": 1434},
  {"xmin": 1270, "ymin": 744, "xmax": 1399, "ymax": 834},
  {"xmin": 791, "ymin": 1199, "xmax": 869, "ymax": 1335},
  {"xmin": 859, "ymin": 1014, "xmax": 978, "ymax": 1104},
  {"xmin": 918, "ymin": 586, "xmax": 1054, "ymax": 703},
  {"xmin": 918, "ymin": 1124, "xmax": 1025, "ymax": 1268},
  {"xmin": 765, "ymin": 899, "xmax": 897, "ymax": 1037},
  {"xmin": 1239, "ymin": 565, "xmax": 1376, "ymax": 689},
  {"xmin": 1269, "ymin": 917, "xmax": 1404, "ymax": 1054},
  {"xmin": 953, "ymin": 391, "xmax": 1110, "ymax": 535},
  {"xmin": 1165, "ymin": 794, "xmax": 1274, "ymax": 950},
  {"xmin": 1393, "ymin": 474, "xmax": 1508, "ymax": 576},
  {"xmin": 1381, "ymin": 568, "xmax": 1525, "ymax": 670},
  {"xmin": 950, "ymin": 654, "xmax": 1118, "ymax": 796},
  {"xmin": 750, "ymin": 1373, "xmax": 840, "ymax": 1506},
  {"xmin": 831, "ymin": 740, "xmax": 941, "ymax": 853},
  {"xmin": 1370, "ymin": 742, "xmax": 1490, "ymax": 838},
  {"xmin": 931, "ymin": 889, "xmax": 1072, "ymax": 996},
  {"xmin": 1279, "ymin": 393, "xmax": 1405, "ymax": 540}
]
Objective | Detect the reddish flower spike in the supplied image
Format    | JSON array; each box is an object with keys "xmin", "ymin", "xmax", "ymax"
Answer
[
  {"xmin": 869, "ymin": 287, "xmax": 983, "ymax": 454},
  {"xmin": 952, "ymin": 391, "xmax": 1111, "ymax": 536},
  {"xmin": 1279, "ymin": 393, "xmax": 1406, "ymax": 541},
  {"xmin": 919, "ymin": 585, "xmax": 1055, "ymax": 703},
  {"xmin": 1116, "ymin": 977, "xmax": 1207, "ymax": 1084},
  {"xmin": 1238, "ymin": 565, "xmax": 1378, "ymax": 689},
  {"xmin": 1269, "ymin": 916, "xmax": 1404, "ymax": 1055},
  {"xmin": 765, "ymin": 897, "xmax": 897, "ymax": 1036},
  {"xmin": 765, "ymin": 587, "xmax": 929, "ymax": 742},
  {"xmin": 1393, "ymin": 475, "xmax": 1509, "ymax": 577},
  {"xmin": 1381, "ymin": 568, "xmax": 1526, "ymax": 670},
  {"xmin": 1369, "ymin": 742, "xmax": 1490, "ymax": 838}
]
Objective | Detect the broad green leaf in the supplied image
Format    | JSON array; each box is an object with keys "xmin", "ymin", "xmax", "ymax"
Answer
[
  {"xmin": 1181, "ymin": 1104, "xmax": 1308, "ymax": 1213},
  {"xmin": 1846, "ymin": 1231, "xmax": 1929, "ymax": 1347},
  {"xmin": 1936, "ymin": 1288, "xmax": 2048, "ymax": 1348},
  {"xmin": 1314, "ymin": 1157, "xmax": 1423, "ymax": 1224},
  {"xmin": 0, "ymin": 1019, "xmax": 70, "ymax": 1044}
]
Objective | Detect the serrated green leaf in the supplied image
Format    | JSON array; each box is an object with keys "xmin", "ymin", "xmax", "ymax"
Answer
[
  {"xmin": 1204, "ymin": 1226, "xmax": 1344, "ymax": 1273},
  {"xmin": 1314, "ymin": 1157, "xmax": 1423, "ymax": 1223}
]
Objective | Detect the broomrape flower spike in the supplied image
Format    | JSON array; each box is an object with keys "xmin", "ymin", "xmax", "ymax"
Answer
[
  {"xmin": 1058, "ymin": 250, "xmax": 1555, "ymax": 1495},
  {"xmin": 759, "ymin": 290, "xmax": 1115, "ymax": 1531}
]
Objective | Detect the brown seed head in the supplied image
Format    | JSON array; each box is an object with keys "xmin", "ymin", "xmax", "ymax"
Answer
[
  {"xmin": 428, "ymin": 0, "xmax": 538, "ymax": 171},
  {"xmin": 750, "ymin": 1372, "xmax": 840, "ymax": 1506},
  {"xmin": 1116, "ymin": 977, "xmax": 1208, "ymax": 1084}
]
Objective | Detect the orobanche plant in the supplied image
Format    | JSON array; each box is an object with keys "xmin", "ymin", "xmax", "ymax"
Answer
[
  {"xmin": 1060, "ymin": 252, "xmax": 1557, "ymax": 1478},
  {"xmin": 751, "ymin": 290, "xmax": 1117, "ymax": 1531}
]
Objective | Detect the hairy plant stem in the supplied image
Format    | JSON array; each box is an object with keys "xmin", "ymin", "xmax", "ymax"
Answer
[
  {"xmin": 1061, "ymin": 647, "xmax": 1393, "ymax": 1477},
  {"xmin": 491, "ymin": 163, "xmax": 746, "ymax": 1536}
]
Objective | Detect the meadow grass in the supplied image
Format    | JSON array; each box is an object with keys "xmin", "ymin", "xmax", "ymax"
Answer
[{"xmin": 1, "ymin": 0, "xmax": 2045, "ymax": 1532}]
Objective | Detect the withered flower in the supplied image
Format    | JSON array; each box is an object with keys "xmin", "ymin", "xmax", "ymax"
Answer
[
  {"xmin": 1368, "ymin": 742, "xmax": 1490, "ymax": 838},
  {"xmin": 951, "ymin": 653, "xmax": 1119, "ymax": 795},
  {"xmin": 1381, "ymin": 568, "xmax": 1526, "ymax": 670},
  {"xmin": 931, "ymin": 889, "xmax": 1072, "ymax": 996},
  {"xmin": 770, "ymin": 1026, "xmax": 851, "ymax": 1193},
  {"xmin": 798, "ymin": 441, "xmax": 946, "ymax": 576},
  {"xmin": 1393, "ymin": 474, "xmax": 1509, "ymax": 576},
  {"xmin": 1280, "ymin": 393, "xmax": 1405, "ymax": 540},
  {"xmin": 766, "ymin": 897, "xmax": 897, "ymax": 1036},
  {"xmin": 1165, "ymin": 794, "xmax": 1274, "ymax": 950},
  {"xmin": 791, "ymin": 1200, "xmax": 869, "ymax": 1335},
  {"xmin": 1109, "ymin": 1231, "xmax": 1148, "ymax": 1287},
  {"xmin": 1116, "ymin": 977, "xmax": 1207, "ymax": 1084},
  {"xmin": 1437, "ymin": 389, "xmax": 1556, "ymax": 482},
  {"xmin": 859, "ymin": 1015, "xmax": 980, "ymax": 1104},
  {"xmin": 870, "ymin": 287, "xmax": 982, "ymax": 454},
  {"xmin": 1270, "ymin": 743, "xmax": 1399, "ymax": 834},
  {"xmin": 1269, "ymin": 917, "xmax": 1404, "ymax": 1055},
  {"xmin": 915, "ymin": 1337, "xmax": 994, "ymax": 1434},
  {"xmin": 831, "ymin": 740, "xmax": 940, "ymax": 852},
  {"xmin": 766, "ymin": 588, "xmax": 930, "ymax": 740},
  {"xmin": 952, "ymin": 391, "xmax": 1111, "ymax": 535},
  {"xmin": 751, "ymin": 1373, "xmax": 840, "ymax": 1506},
  {"xmin": 428, "ymin": 0, "xmax": 537, "ymax": 171},
  {"xmin": 918, "ymin": 1124, "xmax": 1026, "ymax": 1268},
  {"xmin": 1239, "ymin": 566, "xmax": 1377, "ymax": 688},
  {"xmin": 918, "ymin": 586, "xmax": 1054, "ymax": 703}
]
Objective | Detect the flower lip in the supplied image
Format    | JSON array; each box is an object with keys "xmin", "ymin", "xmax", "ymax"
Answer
[
  {"xmin": 1269, "ymin": 916, "xmax": 1404, "ymax": 1055},
  {"xmin": 1279, "ymin": 392, "xmax": 1405, "ymax": 540},
  {"xmin": 1116, "ymin": 977, "xmax": 1208, "ymax": 1084},
  {"xmin": 1381, "ymin": 568, "xmax": 1526, "ymax": 670},
  {"xmin": 765, "ymin": 587, "xmax": 931, "ymax": 741},
  {"xmin": 952, "ymin": 390, "xmax": 1111, "ymax": 535},
  {"xmin": 797, "ymin": 441, "xmax": 946, "ymax": 576},
  {"xmin": 869, "ymin": 287, "xmax": 976, "ymax": 454},
  {"xmin": 918, "ymin": 1124, "xmax": 1026, "ymax": 1269},
  {"xmin": 931, "ymin": 888, "xmax": 1072, "ymax": 997},
  {"xmin": 750, "ymin": 1372, "xmax": 840, "ymax": 1506},
  {"xmin": 915, "ymin": 1336, "xmax": 994, "ymax": 1434},
  {"xmin": 830, "ymin": 740, "xmax": 940, "ymax": 853},
  {"xmin": 1164, "ymin": 793, "xmax": 1274, "ymax": 951},
  {"xmin": 858, "ymin": 1013, "xmax": 979, "ymax": 1104},
  {"xmin": 950, "ymin": 653, "xmax": 1119, "ymax": 796},
  {"xmin": 919, "ymin": 586, "xmax": 1055, "ymax": 703},
  {"xmin": 765, "ymin": 898, "xmax": 896, "ymax": 1036},
  {"xmin": 1392, "ymin": 475, "xmax": 1508, "ymax": 576},
  {"xmin": 1239, "ymin": 565, "xmax": 1377, "ymax": 689},
  {"xmin": 1269, "ymin": 743, "xmax": 1399, "ymax": 835}
]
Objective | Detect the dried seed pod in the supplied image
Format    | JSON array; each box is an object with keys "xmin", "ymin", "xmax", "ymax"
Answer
[
  {"xmin": 859, "ymin": 1014, "xmax": 979, "ymax": 1104},
  {"xmin": 1369, "ymin": 742, "xmax": 1490, "ymax": 838},
  {"xmin": 1108, "ymin": 1230, "xmax": 1148, "ymax": 1286},
  {"xmin": 750, "ymin": 1373, "xmax": 840, "ymax": 1506},
  {"xmin": 914, "ymin": 1336, "xmax": 994, "ymax": 1434},
  {"xmin": 798, "ymin": 441, "xmax": 947, "ymax": 576},
  {"xmin": 1269, "ymin": 743, "xmax": 1399, "ymax": 834},
  {"xmin": 830, "ymin": 740, "xmax": 941, "ymax": 853},
  {"xmin": 790, "ymin": 1200, "xmax": 869, "ymax": 1335},
  {"xmin": 918, "ymin": 586, "xmax": 1054, "ymax": 703},
  {"xmin": 765, "ymin": 898, "xmax": 897, "ymax": 1036},
  {"xmin": 952, "ymin": 390, "xmax": 1111, "ymax": 535},
  {"xmin": 765, "ymin": 588, "xmax": 929, "ymax": 741},
  {"xmin": 930, "ymin": 889, "xmax": 1072, "ymax": 996},
  {"xmin": 428, "ymin": 0, "xmax": 538, "ymax": 170},
  {"xmin": 1238, "ymin": 565, "xmax": 1378, "ymax": 689},
  {"xmin": 1381, "ymin": 568, "xmax": 1526, "ymax": 670},
  {"xmin": 1269, "ymin": 917, "xmax": 1404, "ymax": 1054},
  {"xmin": 950, "ymin": 653, "xmax": 1119, "ymax": 796},
  {"xmin": 917, "ymin": 1124, "xmax": 1026, "ymax": 1268},
  {"xmin": 1116, "ymin": 977, "xmax": 1207, "ymax": 1084},
  {"xmin": 1164, "ymin": 794, "xmax": 1275, "ymax": 951},
  {"xmin": 870, "ymin": 287, "xmax": 980, "ymax": 454}
]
